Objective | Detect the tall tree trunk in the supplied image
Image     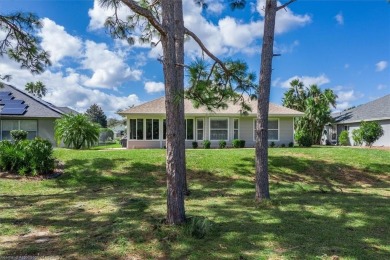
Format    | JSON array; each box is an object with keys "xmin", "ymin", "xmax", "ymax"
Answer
[
  {"xmin": 173, "ymin": 0, "xmax": 188, "ymax": 195},
  {"xmin": 255, "ymin": 0, "xmax": 277, "ymax": 201},
  {"xmin": 161, "ymin": 0, "xmax": 186, "ymax": 224}
]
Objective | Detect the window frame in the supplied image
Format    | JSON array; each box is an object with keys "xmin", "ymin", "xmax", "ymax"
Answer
[
  {"xmin": 145, "ymin": 118, "xmax": 160, "ymax": 140},
  {"xmin": 233, "ymin": 118, "xmax": 239, "ymax": 140},
  {"xmin": 196, "ymin": 118, "xmax": 204, "ymax": 141},
  {"xmin": 129, "ymin": 118, "xmax": 144, "ymax": 140},
  {"xmin": 253, "ymin": 118, "xmax": 280, "ymax": 141},
  {"xmin": 209, "ymin": 117, "xmax": 229, "ymax": 141},
  {"xmin": 185, "ymin": 118, "xmax": 195, "ymax": 141},
  {"xmin": 1, "ymin": 119, "xmax": 38, "ymax": 140}
]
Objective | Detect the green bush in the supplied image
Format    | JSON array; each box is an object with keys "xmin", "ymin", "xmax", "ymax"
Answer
[
  {"xmin": 239, "ymin": 140, "xmax": 245, "ymax": 148},
  {"xmin": 352, "ymin": 128, "xmax": 363, "ymax": 146},
  {"xmin": 10, "ymin": 130, "xmax": 28, "ymax": 142},
  {"xmin": 338, "ymin": 130, "xmax": 350, "ymax": 146},
  {"xmin": 281, "ymin": 143, "xmax": 286, "ymax": 148},
  {"xmin": 295, "ymin": 130, "xmax": 312, "ymax": 147},
  {"xmin": 288, "ymin": 142, "xmax": 294, "ymax": 148},
  {"xmin": 218, "ymin": 140, "xmax": 226, "ymax": 149},
  {"xmin": 359, "ymin": 121, "xmax": 384, "ymax": 147},
  {"xmin": 0, "ymin": 138, "xmax": 55, "ymax": 176},
  {"xmin": 270, "ymin": 142, "xmax": 275, "ymax": 148},
  {"xmin": 232, "ymin": 139, "xmax": 240, "ymax": 148},
  {"xmin": 203, "ymin": 140, "xmax": 211, "ymax": 149},
  {"xmin": 192, "ymin": 141, "xmax": 198, "ymax": 149},
  {"xmin": 185, "ymin": 216, "xmax": 212, "ymax": 239}
]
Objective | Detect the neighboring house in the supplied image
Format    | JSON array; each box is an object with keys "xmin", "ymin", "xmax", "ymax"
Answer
[
  {"xmin": 118, "ymin": 97, "xmax": 304, "ymax": 149},
  {"xmin": 324, "ymin": 94, "xmax": 390, "ymax": 146},
  {"xmin": 0, "ymin": 84, "xmax": 74, "ymax": 146}
]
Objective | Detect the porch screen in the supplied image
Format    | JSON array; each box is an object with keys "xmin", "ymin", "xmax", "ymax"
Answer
[{"xmin": 210, "ymin": 118, "xmax": 228, "ymax": 140}]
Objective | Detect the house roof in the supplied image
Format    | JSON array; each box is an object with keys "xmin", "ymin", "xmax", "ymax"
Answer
[
  {"xmin": 333, "ymin": 94, "xmax": 390, "ymax": 123},
  {"xmin": 0, "ymin": 84, "xmax": 69, "ymax": 118},
  {"xmin": 118, "ymin": 96, "xmax": 304, "ymax": 117}
]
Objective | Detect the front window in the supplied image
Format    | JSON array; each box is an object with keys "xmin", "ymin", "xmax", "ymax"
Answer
[
  {"xmin": 210, "ymin": 118, "xmax": 228, "ymax": 140},
  {"xmin": 233, "ymin": 119, "xmax": 239, "ymax": 139},
  {"xmin": 197, "ymin": 119, "xmax": 204, "ymax": 141},
  {"xmin": 253, "ymin": 119, "xmax": 279, "ymax": 141},
  {"xmin": 186, "ymin": 119, "xmax": 194, "ymax": 140},
  {"xmin": 146, "ymin": 119, "xmax": 159, "ymax": 140},
  {"xmin": 1, "ymin": 120, "xmax": 37, "ymax": 140}
]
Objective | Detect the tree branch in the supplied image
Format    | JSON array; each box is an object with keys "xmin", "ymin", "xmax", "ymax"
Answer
[
  {"xmin": 120, "ymin": 0, "xmax": 165, "ymax": 35},
  {"xmin": 276, "ymin": 0, "xmax": 297, "ymax": 11},
  {"xmin": 184, "ymin": 27, "xmax": 230, "ymax": 74}
]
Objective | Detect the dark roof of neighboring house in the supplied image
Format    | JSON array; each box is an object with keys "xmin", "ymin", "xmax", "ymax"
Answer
[
  {"xmin": 56, "ymin": 107, "xmax": 79, "ymax": 114},
  {"xmin": 0, "ymin": 84, "xmax": 71, "ymax": 118},
  {"xmin": 118, "ymin": 96, "xmax": 304, "ymax": 117},
  {"xmin": 333, "ymin": 94, "xmax": 390, "ymax": 123}
]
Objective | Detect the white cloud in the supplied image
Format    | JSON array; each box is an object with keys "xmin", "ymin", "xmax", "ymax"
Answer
[
  {"xmin": 332, "ymin": 86, "xmax": 364, "ymax": 111},
  {"xmin": 274, "ymin": 40, "xmax": 299, "ymax": 54},
  {"xmin": 38, "ymin": 18, "xmax": 83, "ymax": 65},
  {"xmin": 88, "ymin": 0, "xmax": 311, "ymax": 58},
  {"xmin": 0, "ymin": 58, "xmax": 141, "ymax": 117},
  {"xmin": 82, "ymin": 40, "xmax": 142, "ymax": 88},
  {"xmin": 377, "ymin": 84, "xmax": 387, "ymax": 90},
  {"xmin": 144, "ymin": 81, "xmax": 165, "ymax": 93},
  {"xmin": 279, "ymin": 74, "xmax": 330, "ymax": 88},
  {"xmin": 335, "ymin": 12, "xmax": 344, "ymax": 25},
  {"xmin": 376, "ymin": 60, "xmax": 388, "ymax": 72},
  {"xmin": 88, "ymin": 0, "xmax": 132, "ymax": 31}
]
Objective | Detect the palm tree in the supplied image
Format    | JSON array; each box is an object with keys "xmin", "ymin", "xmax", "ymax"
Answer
[
  {"xmin": 54, "ymin": 114, "xmax": 100, "ymax": 149},
  {"xmin": 25, "ymin": 81, "xmax": 47, "ymax": 98}
]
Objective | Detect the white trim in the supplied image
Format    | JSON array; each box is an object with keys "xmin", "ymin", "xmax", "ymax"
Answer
[
  {"xmin": 209, "ymin": 117, "xmax": 229, "ymax": 141},
  {"xmin": 253, "ymin": 118, "xmax": 280, "ymax": 142}
]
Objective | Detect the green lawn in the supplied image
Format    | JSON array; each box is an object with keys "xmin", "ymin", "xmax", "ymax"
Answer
[{"xmin": 0, "ymin": 147, "xmax": 389, "ymax": 259}]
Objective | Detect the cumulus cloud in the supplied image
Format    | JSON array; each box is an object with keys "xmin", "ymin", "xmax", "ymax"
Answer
[
  {"xmin": 144, "ymin": 81, "xmax": 165, "ymax": 93},
  {"xmin": 82, "ymin": 41, "xmax": 142, "ymax": 88},
  {"xmin": 332, "ymin": 86, "xmax": 364, "ymax": 111},
  {"xmin": 335, "ymin": 12, "xmax": 344, "ymax": 25},
  {"xmin": 88, "ymin": 0, "xmax": 311, "ymax": 58},
  {"xmin": 0, "ymin": 58, "xmax": 141, "ymax": 117},
  {"xmin": 279, "ymin": 74, "xmax": 330, "ymax": 88},
  {"xmin": 88, "ymin": 0, "xmax": 132, "ymax": 31},
  {"xmin": 38, "ymin": 18, "xmax": 83, "ymax": 65},
  {"xmin": 376, "ymin": 60, "xmax": 388, "ymax": 72}
]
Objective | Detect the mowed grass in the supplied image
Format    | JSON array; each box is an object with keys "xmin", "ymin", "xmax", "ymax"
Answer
[{"xmin": 0, "ymin": 147, "xmax": 389, "ymax": 259}]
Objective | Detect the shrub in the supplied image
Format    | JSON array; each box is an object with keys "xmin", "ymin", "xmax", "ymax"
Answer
[
  {"xmin": 352, "ymin": 128, "xmax": 363, "ymax": 146},
  {"xmin": 281, "ymin": 143, "xmax": 286, "ymax": 148},
  {"xmin": 288, "ymin": 142, "xmax": 294, "ymax": 148},
  {"xmin": 218, "ymin": 140, "xmax": 226, "ymax": 149},
  {"xmin": 55, "ymin": 113, "xmax": 100, "ymax": 149},
  {"xmin": 185, "ymin": 216, "xmax": 212, "ymax": 239},
  {"xmin": 359, "ymin": 121, "xmax": 384, "ymax": 147},
  {"xmin": 270, "ymin": 142, "xmax": 275, "ymax": 148},
  {"xmin": 203, "ymin": 140, "xmax": 211, "ymax": 149},
  {"xmin": 0, "ymin": 138, "xmax": 55, "ymax": 176},
  {"xmin": 10, "ymin": 130, "xmax": 28, "ymax": 142},
  {"xmin": 192, "ymin": 141, "xmax": 198, "ymax": 149},
  {"xmin": 239, "ymin": 140, "xmax": 245, "ymax": 148},
  {"xmin": 338, "ymin": 130, "xmax": 350, "ymax": 146},
  {"xmin": 295, "ymin": 130, "xmax": 312, "ymax": 147},
  {"xmin": 232, "ymin": 139, "xmax": 240, "ymax": 148}
]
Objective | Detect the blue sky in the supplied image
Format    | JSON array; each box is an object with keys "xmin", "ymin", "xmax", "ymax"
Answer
[{"xmin": 0, "ymin": 0, "xmax": 389, "ymax": 118}]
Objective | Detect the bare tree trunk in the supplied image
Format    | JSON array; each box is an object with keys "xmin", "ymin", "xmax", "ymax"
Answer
[
  {"xmin": 255, "ymin": 0, "xmax": 277, "ymax": 201},
  {"xmin": 174, "ymin": 0, "xmax": 188, "ymax": 195},
  {"xmin": 161, "ymin": 0, "xmax": 186, "ymax": 224}
]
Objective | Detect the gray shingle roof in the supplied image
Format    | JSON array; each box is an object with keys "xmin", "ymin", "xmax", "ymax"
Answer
[
  {"xmin": 0, "ymin": 84, "xmax": 65, "ymax": 118},
  {"xmin": 118, "ymin": 96, "xmax": 304, "ymax": 117},
  {"xmin": 333, "ymin": 94, "xmax": 390, "ymax": 123}
]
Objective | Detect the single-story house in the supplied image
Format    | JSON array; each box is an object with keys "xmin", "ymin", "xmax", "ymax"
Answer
[
  {"xmin": 0, "ymin": 84, "xmax": 76, "ymax": 146},
  {"xmin": 323, "ymin": 94, "xmax": 390, "ymax": 146},
  {"xmin": 118, "ymin": 97, "xmax": 304, "ymax": 149}
]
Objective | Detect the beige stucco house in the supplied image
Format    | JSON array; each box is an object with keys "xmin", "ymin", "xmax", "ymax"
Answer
[{"xmin": 118, "ymin": 97, "xmax": 303, "ymax": 149}]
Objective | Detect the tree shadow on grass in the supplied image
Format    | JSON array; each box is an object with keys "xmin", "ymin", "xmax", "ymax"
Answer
[{"xmin": 1, "ymin": 153, "xmax": 389, "ymax": 259}]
